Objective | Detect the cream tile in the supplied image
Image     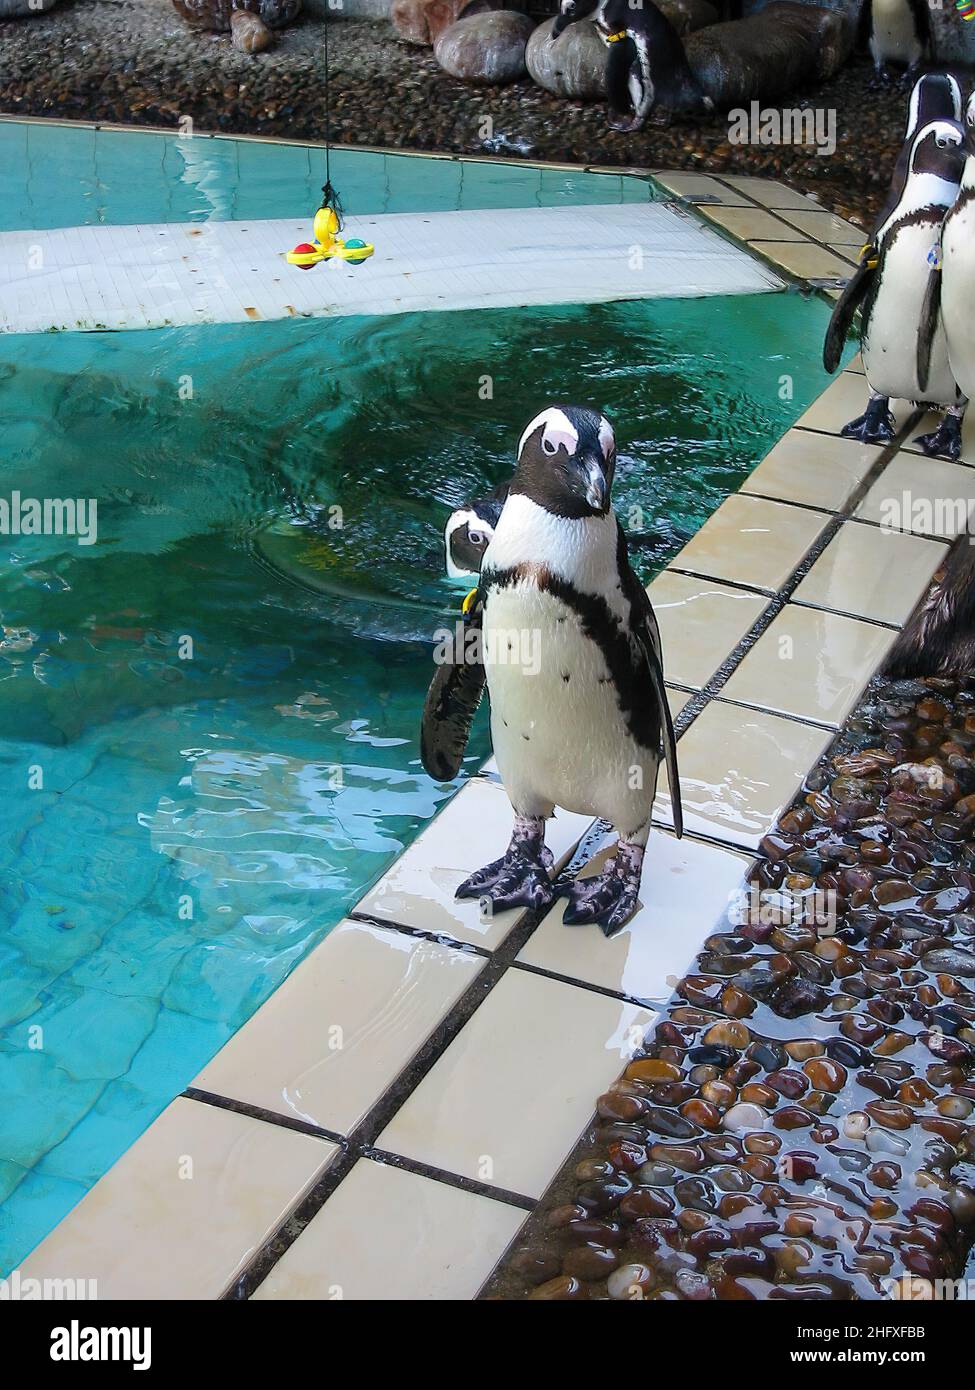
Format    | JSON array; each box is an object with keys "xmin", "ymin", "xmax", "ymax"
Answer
[
  {"xmin": 856, "ymin": 452, "xmax": 975, "ymax": 538},
  {"xmin": 776, "ymin": 209, "xmax": 866, "ymax": 244},
  {"xmin": 721, "ymin": 604, "xmax": 895, "ymax": 727},
  {"xmin": 647, "ymin": 569, "xmax": 768, "ymax": 688},
  {"xmin": 667, "ymin": 685, "xmax": 691, "ymax": 721},
  {"xmin": 828, "ymin": 243, "xmax": 861, "ymax": 264},
  {"xmin": 795, "ymin": 373, "xmax": 916, "ymax": 436},
  {"xmin": 792, "ymin": 521, "xmax": 948, "ymax": 626},
  {"xmin": 376, "ymin": 969, "xmax": 652, "ymax": 1198},
  {"xmin": 721, "ymin": 176, "xmax": 823, "ymax": 210},
  {"xmin": 17, "ymin": 1097, "xmax": 336, "ymax": 1300},
  {"xmin": 899, "ymin": 410, "xmax": 975, "ymax": 467},
  {"xmin": 193, "ymin": 920, "xmax": 483, "ymax": 1135},
  {"xmin": 356, "ymin": 777, "xmax": 591, "ymax": 950},
  {"xmin": 749, "ymin": 241, "xmax": 858, "ymax": 281},
  {"xmin": 652, "ymin": 171, "xmax": 748, "ymax": 204},
  {"xmin": 670, "ymin": 493, "xmax": 828, "ymax": 593},
  {"xmin": 699, "ymin": 205, "xmax": 804, "ymax": 241},
  {"xmin": 743, "ymin": 429, "xmax": 884, "ymax": 512},
  {"xmin": 252, "ymin": 1159, "xmax": 525, "ymax": 1301},
  {"xmin": 518, "ymin": 830, "xmax": 750, "ymax": 1004},
  {"xmin": 652, "ymin": 699, "xmax": 832, "ymax": 850}
]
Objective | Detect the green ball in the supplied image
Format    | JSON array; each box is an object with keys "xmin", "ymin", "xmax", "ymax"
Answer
[{"xmin": 344, "ymin": 238, "xmax": 368, "ymax": 267}]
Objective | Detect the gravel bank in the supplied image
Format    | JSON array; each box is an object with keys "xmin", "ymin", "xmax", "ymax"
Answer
[
  {"xmin": 2, "ymin": 0, "xmax": 968, "ymax": 227},
  {"xmin": 487, "ymin": 674, "xmax": 975, "ymax": 1301}
]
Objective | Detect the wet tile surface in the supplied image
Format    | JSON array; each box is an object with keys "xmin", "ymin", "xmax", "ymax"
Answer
[
  {"xmin": 749, "ymin": 241, "xmax": 854, "ymax": 281},
  {"xmin": 721, "ymin": 604, "xmax": 896, "ymax": 727},
  {"xmin": 720, "ymin": 176, "xmax": 823, "ymax": 211},
  {"xmin": 356, "ymin": 776, "xmax": 591, "ymax": 949},
  {"xmin": 792, "ymin": 521, "xmax": 948, "ymax": 626},
  {"xmin": 776, "ymin": 208, "xmax": 866, "ymax": 244},
  {"xmin": 653, "ymin": 699, "xmax": 833, "ymax": 850},
  {"xmin": 742, "ymin": 429, "xmax": 884, "ymax": 512},
  {"xmin": 252, "ymin": 1158, "xmax": 526, "ymax": 1301},
  {"xmin": 670, "ymin": 493, "xmax": 829, "ymax": 594},
  {"xmin": 647, "ymin": 570, "xmax": 768, "ymax": 689},
  {"xmin": 16, "ymin": 1097, "xmax": 337, "ymax": 1299},
  {"xmin": 795, "ymin": 372, "xmax": 915, "ymax": 436},
  {"xmin": 517, "ymin": 831, "xmax": 751, "ymax": 1004},
  {"xmin": 193, "ymin": 919, "xmax": 484, "ymax": 1136},
  {"xmin": 651, "ymin": 172, "xmax": 748, "ymax": 205},
  {"xmin": 701, "ymin": 205, "xmax": 804, "ymax": 242},
  {"xmin": 376, "ymin": 969, "xmax": 652, "ymax": 1198},
  {"xmin": 856, "ymin": 452, "xmax": 975, "ymax": 538}
]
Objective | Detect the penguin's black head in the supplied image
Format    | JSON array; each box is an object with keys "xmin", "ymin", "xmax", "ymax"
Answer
[
  {"xmin": 511, "ymin": 405, "xmax": 617, "ymax": 520},
  {"xmin": 908, "ymin": 72, "xmax": 962, "ymax": 138},
  {"xmin": 551, "ymin": 0, "xmax": 600, "ymax": 38},
  {"xmin": 909, "ymin": 119, "xmax": 966, "ymax": 185},
  {"xmin": 443, "ymin": 483, "xmax": 509, "ymax": 578}
]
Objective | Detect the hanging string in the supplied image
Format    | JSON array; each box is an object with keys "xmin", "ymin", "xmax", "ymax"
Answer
[{"xmin": 320, "ymin": 6, "xmax": 344, "ymax": 231}]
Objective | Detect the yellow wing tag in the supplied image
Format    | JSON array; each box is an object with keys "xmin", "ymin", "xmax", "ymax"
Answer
[
  {"xmin": 462, "ymin": 588, "xmax": 479, "ymax": 615},
  {"xmin": 605, "ymin": 28, "xmax": 626, "ymax": 41}
]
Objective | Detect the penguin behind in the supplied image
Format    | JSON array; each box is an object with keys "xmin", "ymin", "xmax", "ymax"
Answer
[
  {"xmin": 859, "ymin": 0, "xmax": 931, "ymax": 83},
  {"xmin": 443, "ymin": 482, "xmax": 509, "ymax": 579},
  {"xmin": 869, "ymin": 71, "xmax": 962, "ymax": 238},
  {"xmin": 552, "ymin": 0, "xmax": 712, "ymax": 131},
  {"xmin": 823, "ymin": 118, "xmax": 967, "ymax": 459},
  {"xmin": 420, "ymin": 405, "xmax": 682, "ymax": 936},
  {"xmin": 926, "ymin": 92, "xmax": 975, "ymax": 438}
]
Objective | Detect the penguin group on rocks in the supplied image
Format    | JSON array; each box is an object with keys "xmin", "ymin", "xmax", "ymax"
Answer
[
  {"xmin": 552, "ymin": 0, "xmax": 712, "ymax": 132},
  {"xmin": 422, "ymin": 406, "xmax": 682, "ymax": 937},
  {"xmin": 825, "ymin": 72, "xmax": 975, "ymax": 462}
]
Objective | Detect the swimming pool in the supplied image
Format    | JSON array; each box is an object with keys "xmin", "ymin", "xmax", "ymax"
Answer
[{"xmin": 0, "ymin": 122, "xmax": 839, "ymax": 1273}]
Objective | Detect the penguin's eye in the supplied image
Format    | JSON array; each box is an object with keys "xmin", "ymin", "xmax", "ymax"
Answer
[
  {"xmin": 468, "ymin": 529, "xmax": 486, "ymax": 547},
  {"xmin": 542, "ymin": 438, "xmax": 558, "ymax": 455}
]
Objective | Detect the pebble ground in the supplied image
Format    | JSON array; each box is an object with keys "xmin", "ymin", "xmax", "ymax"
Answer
[{"xmin": 3, "ymin": 0, "xmax": 969, "ymax": 227}]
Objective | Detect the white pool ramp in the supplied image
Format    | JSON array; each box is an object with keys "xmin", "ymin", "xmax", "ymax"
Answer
[{"xmin": 0, "ymin": 201, "xmax": 783, "ymax": 334}]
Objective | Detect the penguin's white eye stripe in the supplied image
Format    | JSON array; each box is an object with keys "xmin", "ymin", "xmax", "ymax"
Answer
[
  {"xmin": 598, "ymin": 416, "xmax": 616, "ymax": 459},
  {"xmin": 519, "ymin": 407, "xmax": 579, "ymax": 459}
]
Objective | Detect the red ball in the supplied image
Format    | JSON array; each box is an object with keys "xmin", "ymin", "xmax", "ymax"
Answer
[{"xmin": 292, "ymin": 242, "xmax": 317, "ymax": 270}]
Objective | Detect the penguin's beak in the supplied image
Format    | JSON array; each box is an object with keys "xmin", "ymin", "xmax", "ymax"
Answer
[{"xmin": 579, "ymin": 456, "xmax": 609, "ymax": 513}]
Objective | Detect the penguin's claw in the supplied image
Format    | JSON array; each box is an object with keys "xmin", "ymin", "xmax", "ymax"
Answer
[
  {"xmin": 913, "ymin": 417, "xmax": 963, "ymax": 461},
  {"xmin": 840, "ymin": 404, "xmax": 896, "ymax": 446},
  {"xmin": 560, "ymin": 863, "xmax": 640, "ymax": 937},
  {"xmin": 455, "ymin": 852, "xmax": 555, "ymax": 913}
]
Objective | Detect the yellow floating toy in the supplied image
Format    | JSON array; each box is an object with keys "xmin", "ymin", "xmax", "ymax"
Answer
[{"xmin": 287, "ymin": 204, "xmax": 374, "ymax": 270}]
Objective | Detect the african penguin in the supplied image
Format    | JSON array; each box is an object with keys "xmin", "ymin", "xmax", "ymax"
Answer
[
  {"xmin": 444, "ymin": 482, "xmax": 509, "ymax": 579},
  {"xmin": 552, "ymin": 0, "xmax": 712, "ymax": 132},
  {"xmin": 420, "ymin": 405, "xmax": 683, "ymax": 936},
  {"xmin": 859, "ymin": 0, "xmax": 931, "ymax": 83},
  {"xmin": 824, "ymin": 119, "xmax": 967, "ymax": 459},
  {"xmin": 924, "ymin": 93, "xmax": 975, "ymax": 438},
  {"xmin": 870, "ymin": 71, "xmax": 962, "ymax": 237}
]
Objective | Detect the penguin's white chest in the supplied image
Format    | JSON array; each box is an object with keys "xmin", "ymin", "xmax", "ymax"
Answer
[
  {"xmin": 941, "ymin": 199, "xmax": 975, "ymax": 399},
  {"xmin": 482, "ymin": 579, "xmax": 657, "ymax": 832},
  {"xmin": 864, "ymin": 221, "xmax": 957, "ymax": 404},
  {"xmin": 870, "ymin": 0, "xmax": 922, "ymax": 64}
]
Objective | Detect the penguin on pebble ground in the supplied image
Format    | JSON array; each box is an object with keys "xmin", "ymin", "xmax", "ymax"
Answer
[
  {"xmin": 420, "ymin": 405, "xmax": 682, "ymax": 936},
  {"xmin": 858, "ymin": 0, "xmax": 932, "ymax": 84},
  {"xmin": 870, "ymin": 71, "xmax": 962, "ymax": 235},
  {"xmin": 823, "ymin": 118, "xmax": 968, "ymax": 459},
  {"xmin": 552, "ymin": 0, "xmax": 712, "ymax": 132}
]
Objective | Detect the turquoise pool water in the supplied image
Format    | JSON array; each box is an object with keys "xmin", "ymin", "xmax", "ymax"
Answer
[{"xmin": 0, "ymin": 124, "xmax": 838, "ymax": 1273}]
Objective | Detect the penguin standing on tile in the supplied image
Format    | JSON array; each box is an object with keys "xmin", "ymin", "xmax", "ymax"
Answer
[
  {"xmin": 823, "ymin": 118, "xmax": 967, "ymax": 459},
  {"xmin": 420, "ymin": 405, "xmax": 682, "ymax": 936},
  {"xmin": 859, "ymin": 0, "xmax": 932, "ymax": 83},
  {"xmin": 552, "ymin": 0, "xmax": 712, "ymax": 132}
]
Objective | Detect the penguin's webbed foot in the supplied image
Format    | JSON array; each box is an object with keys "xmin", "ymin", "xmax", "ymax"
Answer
[
  {"xmin": 560, "ymin": 842, "xmax": 645, "ymax": 938},
  {"xmin": 840, "ymin": 398, "xmax": 896, "ymax": 445},
  {"xmin": 914, "ymin": 415, "xmax": 963, "ymax": 461},
  {"xmin": 455, "ymin": 815, "xmax": 555, "ymax": 914},
  {"xmin": 608, "ymin": 112, "xmax": 639, "ymax": 132}
]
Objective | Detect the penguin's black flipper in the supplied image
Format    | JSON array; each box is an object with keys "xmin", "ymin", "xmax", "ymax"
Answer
[
  {"xmin": 823, "ymin": 257, "xmax": 876, "ymax": 374},
  {"xmin": 420, "ymin": 605, "xmax": 486, "ymax": 781},
  {"xmin": 916, "ymin": 262, "xmax": 943, "ymax": 395},
  {"xmin": 617, "ymin": 526, "xmax": 684, "ymax": 838}
]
